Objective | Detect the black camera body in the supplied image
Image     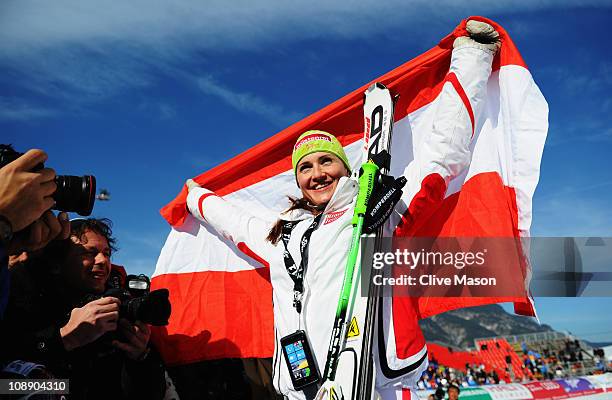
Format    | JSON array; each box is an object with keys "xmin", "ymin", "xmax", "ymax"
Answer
[
  {"xmin": 0, "ymin": 144, "xmax": 96, "ymax": 216},
  {"xmin": 78, "ymin": 272, "xmax": 170, "ymax": 359},
  {"xmin": 97, "ymin": 272, "xmax": 171, "ymax": 327},
  {"xmin": 107, "ymin": 287, "xmax": 171, "ymax": 327}
]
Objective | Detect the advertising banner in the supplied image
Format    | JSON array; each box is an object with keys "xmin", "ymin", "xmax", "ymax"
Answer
[
  {"xmin": 416, "ymin": 374, "xmax": 610, "ymax": 400},
  {"xmin": 524, "ymin": 381, "xmax": 567, "ymax": 399},
  {"xmin": 458, "ymin": 387, "xmax": 494, "ymax": 400},
  {"xmin": 557, "ymin": 378, "xmax": 602, "ymax": 398},
  {"xmin": 483, "ymin": 384, "xmax": 534, "ymax": 400}
]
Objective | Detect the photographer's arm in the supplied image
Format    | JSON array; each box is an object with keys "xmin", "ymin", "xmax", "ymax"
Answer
[
  {"xmin": 111, "ymin": 319, "xmax": 150, "ymax": 360},
  {"xmin": 115, "ymin": 319, "xmax": 167, "ymax": 399},
  {"xmin": 9, "ymin": 211, "xmax": 70, "ymax": 255},
  {"xmin": 0, "ymin": 316, "xmax": 67, "ymax": 366},
  {"xmin": 1, "ymin": 267, "xmax": 73, "ymax": 365},
  {"xmin": 0, "ymin": 270, "xmax": 119, "ymax": 369}
]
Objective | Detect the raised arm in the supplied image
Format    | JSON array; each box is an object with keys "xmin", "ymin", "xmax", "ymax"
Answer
[
  {"xmin": 185, "ymin": 180, "xmax": 274, "ymax": 267},
  {"xmin": 390, "ymin": 20, "xmax": 500, "ymax": 233}
]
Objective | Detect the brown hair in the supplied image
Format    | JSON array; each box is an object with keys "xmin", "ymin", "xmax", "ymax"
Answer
[
  {"xmin": 266, "ymin": 196, "xmax": 322, "ymax": 244},
  {"xmin": 43, "ymin": 217, "xmax": 117, "ymax": 260}
]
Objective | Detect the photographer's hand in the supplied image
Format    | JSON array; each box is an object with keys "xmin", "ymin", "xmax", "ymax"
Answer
[
  {"xmin": 9, "ymin": 211, "xmax": 70, "ymax": 254},
  {"xmin": 112, "ymin": 319, "xmax": 151, "ymax": 361},
  {"xmin": 0, "ymin": 149, "xmax": 57, "ymax": 232},
  {"xmin": 59, "ymin": 297, "xmax": 120, "ymax": 351}
]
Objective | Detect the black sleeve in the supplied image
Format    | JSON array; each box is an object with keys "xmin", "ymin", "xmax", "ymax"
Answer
[
  {"xmin": 0, "ymin": 244, "xmax": 8, "ymax": 320},
  {"xmin": 121, "ymin": 347, "xmax": 167, "ymax": 400},
  {"xmin": 0, "ymin": 264, "xmax": 70, "ymax": 371}
]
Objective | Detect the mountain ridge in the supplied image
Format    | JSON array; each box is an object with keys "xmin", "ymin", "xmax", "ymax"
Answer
[{"xmin": 419, "ymin": 304, "xmax": 554, "ymax": 349}]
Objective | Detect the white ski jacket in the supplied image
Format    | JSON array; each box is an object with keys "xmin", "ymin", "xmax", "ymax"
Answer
[{"xmin": 186, "ymin": 43, "xmax": 495, "ymax": 400}]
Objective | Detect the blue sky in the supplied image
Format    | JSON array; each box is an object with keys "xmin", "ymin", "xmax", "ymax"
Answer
[{"xmin": 2, "ymin": 2, "xmax": 611, "ymax": 344}]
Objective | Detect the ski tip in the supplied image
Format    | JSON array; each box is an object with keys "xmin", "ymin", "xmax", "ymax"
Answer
[{"xmin": 365, "ymin": 82, "xmax": 389, "ymax": 96}]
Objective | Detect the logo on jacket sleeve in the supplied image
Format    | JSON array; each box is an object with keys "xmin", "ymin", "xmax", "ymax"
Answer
[{"xmin": 323, "ymin": 208, "xmax": 348, "ymax": 225}]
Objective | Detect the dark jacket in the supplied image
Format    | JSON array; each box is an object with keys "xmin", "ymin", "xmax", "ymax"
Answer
[
  {"xmin": 0, "ymin": 260, "xmax": 166, "ymax": 400},
  {"xmin": 0, "ymin": 244, "xmax": 7, "ymax": 319}
]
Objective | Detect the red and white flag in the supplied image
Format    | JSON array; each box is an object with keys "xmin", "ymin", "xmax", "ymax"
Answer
[{"xmin": 151, "ymin": 17, "xmax": 548, "ymax": 366}]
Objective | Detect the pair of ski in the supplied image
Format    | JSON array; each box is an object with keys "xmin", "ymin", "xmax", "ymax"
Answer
[{"xmin": 316, "ymin": 82, "xmax": 396, "ymax": 400}]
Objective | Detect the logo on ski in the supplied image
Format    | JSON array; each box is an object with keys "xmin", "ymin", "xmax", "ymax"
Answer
[
  {"xmin": 364, "ymin": 117, "xmax": 371, "ymax": 154},
  {"xmin": 346, "ymin": 316, "xmax": 360, "ymax": 339},
  {"xmin": 368, "ymin": 105, "xmax": 385, "ymax": 160}
]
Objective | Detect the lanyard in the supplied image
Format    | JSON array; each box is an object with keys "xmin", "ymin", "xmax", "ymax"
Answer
[{"xmin": 281, "ymin": 213, "xmax": 322, "ymax": 313}]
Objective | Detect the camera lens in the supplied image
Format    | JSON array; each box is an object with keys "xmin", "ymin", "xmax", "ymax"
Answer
[
  {"xmin": 53, "ymin": 175, "xmax": 96, "ymax": 216},
  {"xmin": 123, "ymin": 289, "xmax": 171, "ymax": 326}
]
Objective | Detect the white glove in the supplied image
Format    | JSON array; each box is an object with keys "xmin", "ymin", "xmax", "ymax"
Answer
[
  {"xmin": 314, "ymin": 381, "xmax": 344, "ymax": 400},
  {"xmin": 453, "ymin": 20, "xmax": 501, "ymax": 53},
  {"xmin": 185, "ymin": 179, "xmax": 200, "ymax": 192}
]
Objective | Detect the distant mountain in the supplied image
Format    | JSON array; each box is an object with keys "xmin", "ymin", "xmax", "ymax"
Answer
[
  {"xmin": 585, "ymin": 341, "xmax": 612, "ymax": 348},
  {"xmin": 419, "ymin": 304, "xmax": 554, "ymax": 349}
]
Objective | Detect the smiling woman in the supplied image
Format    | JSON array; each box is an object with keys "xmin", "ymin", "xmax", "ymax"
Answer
[
  {"xmin": 186, "ymin": 127, "xmax": 429, "ymax": 398},
  {"xmin": 184, "ymin": 21, "xmax": 507, "ymax": 398}
]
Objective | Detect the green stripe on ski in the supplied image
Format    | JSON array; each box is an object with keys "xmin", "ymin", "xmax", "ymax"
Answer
[{"xmin": 325, "ymin": 160, "xmax": 379, "ymax": 381}]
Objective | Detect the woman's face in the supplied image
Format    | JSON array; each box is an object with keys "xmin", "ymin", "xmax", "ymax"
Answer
[{"xmin": 296, "ymin": 151, "xmax": 349, "ymax": 207}]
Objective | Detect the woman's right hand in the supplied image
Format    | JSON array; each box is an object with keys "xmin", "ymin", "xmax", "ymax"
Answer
[{"xmin": 185, "ymin": 179, "xmax": 201, "ymax": 192}]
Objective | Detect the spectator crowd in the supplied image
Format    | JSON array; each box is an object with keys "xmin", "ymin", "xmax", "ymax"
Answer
[
  {"xmin": 417, "ymin": 360, "xmax": 502, "ymax": 391},
  {"xmin": 519, "ymin": 339, "xmax": 609, "ymax": 380},
  {"xmin": 418, "ymin": 338, "xmax": 611, "ymax": 396}
]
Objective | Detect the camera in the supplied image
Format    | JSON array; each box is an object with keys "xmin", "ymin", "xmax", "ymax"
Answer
[
  {"xmin": 0, "ymin": 144, "xmax": 96, "ymax": 216},
  {"xmin": 104, "ymin": 273, "xmax": 171, "ymax": 326}
]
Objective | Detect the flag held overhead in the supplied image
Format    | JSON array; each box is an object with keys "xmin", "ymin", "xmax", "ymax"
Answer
[{"xmin": 152, "ymin": 16, "xmax": 547, "ymax": 366}]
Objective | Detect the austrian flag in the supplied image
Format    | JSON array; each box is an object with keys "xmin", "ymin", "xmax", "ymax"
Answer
[{"xmin": 151, "ymin": 17, "xmax": 548, "ymax": 365}]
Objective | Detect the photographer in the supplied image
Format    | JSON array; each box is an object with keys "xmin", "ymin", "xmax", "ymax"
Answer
[
  {"xmin": 0, "ymin": 146, "xmax": 71, "ymax": 317},
  {"xmin": 0, "ymin": 218, "xmax": 166, "ymax": 399}
]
